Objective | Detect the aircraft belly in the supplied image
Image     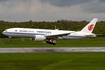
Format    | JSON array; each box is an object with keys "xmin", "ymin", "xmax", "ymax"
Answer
[{"xmin": 8, "ymin": 34, "xmax": 33, "ymax": 38}]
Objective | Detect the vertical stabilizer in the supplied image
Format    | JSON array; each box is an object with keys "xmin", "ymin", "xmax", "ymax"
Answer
[{"xmin": 81, "ymin": 18, "xmax": 98, "ymax": 33}]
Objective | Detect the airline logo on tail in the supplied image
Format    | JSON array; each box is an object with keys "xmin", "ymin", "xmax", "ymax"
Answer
[
  {"xmin": 81, "ymin": 18, "xmax": 98, "ymax": 33},
  {"xmin": 88, "ymin": 24, "xmax": 94, "ymax": 31}
]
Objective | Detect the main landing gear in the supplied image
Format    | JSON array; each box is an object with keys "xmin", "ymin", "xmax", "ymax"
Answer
[{"xmin": 46, "ymin": 38, "xmax": 56, "ymax": 45}]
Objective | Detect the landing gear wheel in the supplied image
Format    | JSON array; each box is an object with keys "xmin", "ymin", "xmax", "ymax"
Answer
[{"xmin": 46, "ymin": 39, "xmax": 56, "ymax": 45}]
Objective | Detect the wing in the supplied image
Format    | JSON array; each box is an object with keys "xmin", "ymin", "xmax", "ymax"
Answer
[
  {"xmin": 46, "ymin": 33, "xmax": 70, "ymax": 37},
  {"xmin": 45, "ymin": 31, "xmax": 75, "ymax": 38}
]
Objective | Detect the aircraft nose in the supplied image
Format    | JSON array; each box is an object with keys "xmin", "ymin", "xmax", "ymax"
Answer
[
  {"xmin": 2, "ymin": 30, "xmax": 7, "ymax": 35},
  {"xmin": 2, "ymin": 31, "xmax": 5, "ymax": 34}
]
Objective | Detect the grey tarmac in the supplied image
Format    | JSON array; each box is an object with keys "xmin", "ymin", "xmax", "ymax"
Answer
[{"xmin": 0, "ymin": 47, "xmax": 105, "ymax": 53}]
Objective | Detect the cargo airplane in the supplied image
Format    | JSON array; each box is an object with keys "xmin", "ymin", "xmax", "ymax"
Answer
[{"xmin": 2, "ymin": 18, "xmax": 98, "ymax": 45}]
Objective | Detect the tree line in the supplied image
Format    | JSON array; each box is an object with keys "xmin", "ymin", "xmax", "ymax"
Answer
[{"xmin": 0, "ymin": 20, "xmax": 105, "ymax": 38}]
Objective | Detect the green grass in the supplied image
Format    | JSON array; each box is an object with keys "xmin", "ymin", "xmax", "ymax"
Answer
[
  {"xmin": 0, "ymin": 37, "xmax": 105, "ymax": 47},
  {"xmin": 0, "ymin": 53, "xmax": 105, "ymax": 70}
]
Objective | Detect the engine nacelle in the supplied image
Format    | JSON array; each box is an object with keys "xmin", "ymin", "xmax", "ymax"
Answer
[{"xmin": 34, "ymin": 35, "xmax": 46, "ymax": 41}]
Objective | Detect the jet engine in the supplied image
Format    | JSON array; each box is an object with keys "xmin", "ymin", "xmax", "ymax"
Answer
[{"xmin": 34, "ymin": 35, "xmax": 46, "ymax": 41}]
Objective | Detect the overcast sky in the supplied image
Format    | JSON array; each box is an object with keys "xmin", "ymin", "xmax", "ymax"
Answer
[{"xmin": 0, "ymin": 0, "xmax": 105, "ymax": 22}]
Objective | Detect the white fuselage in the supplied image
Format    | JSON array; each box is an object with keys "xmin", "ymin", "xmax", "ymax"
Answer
[
  {"xmin": 2, "ymin": 28, "xmax": 96, "ymax": 39},
  {"xmin": 2, "ymin": 28, "xmax": 74, "ymax": 38}
]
